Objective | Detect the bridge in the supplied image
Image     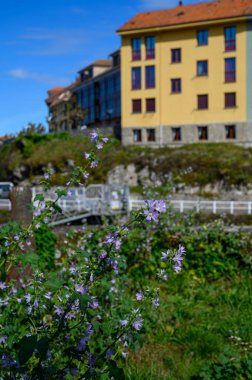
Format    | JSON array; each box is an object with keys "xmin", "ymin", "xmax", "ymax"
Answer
[{"xmin": 1, "ymin": 183, "xmax": 252, "ymax": 225}]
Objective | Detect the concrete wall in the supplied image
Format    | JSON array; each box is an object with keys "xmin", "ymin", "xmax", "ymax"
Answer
[{"xmin": 122, "ymin": 122, "xmax": 252, "ymax": 147}]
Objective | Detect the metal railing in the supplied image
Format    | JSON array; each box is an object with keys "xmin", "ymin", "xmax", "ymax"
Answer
[
  {"xmin": 0, "ymin": 199, "xmax": 11, "ymax": 211},
  {"xmin": 129, "ymin": 199, "xmax": 252, "ymax": 215}
]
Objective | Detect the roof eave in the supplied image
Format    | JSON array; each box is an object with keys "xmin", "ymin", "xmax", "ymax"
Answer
[{"xmin": 117, "ymin": 15, "xmax": 252, "ymax": 36}]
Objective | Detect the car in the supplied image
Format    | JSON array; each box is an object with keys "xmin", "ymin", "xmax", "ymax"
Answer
[{"xmin": 0, "ymin": 182, "xmax": 14, "ymax": 199}]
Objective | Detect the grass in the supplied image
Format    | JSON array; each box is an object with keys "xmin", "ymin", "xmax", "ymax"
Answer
[{"xmin": 125, "ymin": 274, "xmax": 252, "ymax": 379}]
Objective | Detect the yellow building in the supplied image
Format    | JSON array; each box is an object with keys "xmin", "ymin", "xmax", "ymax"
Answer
[{"xmin": 117, "ymin": 0, "xmax": 252, "ymax": 146}]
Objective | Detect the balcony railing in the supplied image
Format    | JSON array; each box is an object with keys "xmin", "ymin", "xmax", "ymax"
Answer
[
  {"xmin": 225, "ymin": 39, "xmax": 236, "ymax": 51},
  {"xmin": 146, "ymin": 47, "xmax": 155, "ymax": 59},
  {"xmin": 132, "ymin": 49, "xmax": 141, "ymax": 61},
  {"xmin": 225, "ymin": 70, "xmax": 236, "ymax": 82}
]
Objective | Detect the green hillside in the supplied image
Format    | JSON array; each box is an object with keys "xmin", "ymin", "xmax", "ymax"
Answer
[{"xmin": 1, "ymin": 132, "xmax": 252, "ymax": 188}]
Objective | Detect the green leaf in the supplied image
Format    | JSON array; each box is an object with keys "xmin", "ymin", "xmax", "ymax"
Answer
[
  {"xmin": 108, "ymin": 360, "xmax": 125, "ymax": 379},
  {"xmin": 17, "ymin": 335, "xmax": 38, "ymax": 365},
  {"xmin": 36, "ymin": 336, "xmax": 50, "ymax": 359},
  {"xmin": 34, "ymin": 194, "xmax": 45, "ymax": 202},
  {"xmin": 56, "ymin": 188, "xmax": 67, "ymax": 198}
]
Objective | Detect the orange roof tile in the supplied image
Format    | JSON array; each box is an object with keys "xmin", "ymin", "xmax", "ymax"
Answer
[{"xmin": 117, "ymin": 0, "xmax": 252, "ymax": 33}]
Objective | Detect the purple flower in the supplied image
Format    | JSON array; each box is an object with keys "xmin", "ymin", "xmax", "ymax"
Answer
[
  {"xmin": 106, "ymin": 350, "xmax": 114, "ymax": 360},
  {"xmin": 77, "ymin": 336, "xmax": 88, "ymax": 351},
  {"xmin": 0, "ymin": 282, "xmax": 7, "ymax": 290},
  {"xmin": 14, "ymin": 235, "xmax": 19, "ymax": 241},
  {"xmin": 152, "ymin": 296, "xmax": 160, "ymax": 308},
  {"xmin": 104, "ymin": 233, "xmax": 121, "ymax": 251},
  {"xmin": 120, "ymin": 319, "xmax": 128, "ymax": 327},
  {"xmin": 90, "ymin": 299, "xmax": 99, "ymax": 309},
  {"xmin": 44, "ymin": 292, "xmax": 52, "ymax": 300},
  {"xmin": 155, "ymin": 200, "xmax": 166, "ymax": 213},
  {"xmin": 67, "ymin": 190, "xmax": 72, "ymax": 196},
  {"xmin": 90, "ymin": 130, "xmax": 98, "ymax": 142},
  {"xmin": 96, "ymin": 142, "xmax": 103, "ymax": 150},
  {"xmin": 90, "ymin": 160, "xmax": 98, "ymax": 168},
  {"xmin": 100, "ymin": 251, "xmax": 107, "ymax": 259},
  {"xmin": 172, "ymin": 245, "xmax": 186, "ymax": 273},
  {"xmin": 136, "ymin": 291, "xmax": 144, "ymax": 301},
  {"xmin": 54, "ymin": 305, "xmax": 64, "ymax": 315},
  {"xmin": 0, "ymin": 335, "xmax": 7, "ymax": 344},
  {"xmin": 161, "ymin": 249, "xmax": 170, "ymax": 262},
  {"xmin": 33, "ymin": 300, "xmax": 39, "ymax": 308},
  {"xmin": 132, "ymin": 317, "xmax": 144, "ymax": 331},
  {"xmin": 75, "ymin": 284, "xmax": 88, "ymax": 295},
  {"xmin": 102, "ymin": 137, "xmax": 109, "ymax": 143},
  {"xmin": 84, "ymin": 152, "xmax": 90, "ymax": 159},
  {"xmin": 24, "ymin": 293, "xmax": 31, "ymax": 304},
  {"xmin": 44, "ymin": 173, "xmax": 49, "ymax": 180},
  {"xmin": 83, "ymin": 171, "xmax": 89, "ymax": 179},
  {"xmin": 144, "ymin": 199, "xmax": 166, "ymax": 222}
]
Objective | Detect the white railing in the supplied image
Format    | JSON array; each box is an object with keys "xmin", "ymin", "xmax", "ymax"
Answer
[
  {"xmin": 0, "ymin": 199, "xmax": 12, "ymax": 211},
  {"xmin": 129, "ymin": 199, "xmax": 252, "ymax": 215}
]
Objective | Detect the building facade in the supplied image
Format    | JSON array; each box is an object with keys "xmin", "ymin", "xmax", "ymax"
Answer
[
  {"xmin": 117, "ymin": 0, "xmax": 252, "ymax": 146},
  {"xmin": 74, "ymin": 51, "xmax": 121, "ymax": 134},
  {"xmin": 46, "ymin": 81, "xmax": 84, "ymax": 133}
]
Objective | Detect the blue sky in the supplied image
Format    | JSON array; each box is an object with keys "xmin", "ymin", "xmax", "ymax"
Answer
[{"xmin": 0, "ymin": 0, "xmax": 205, "ymax": 136}]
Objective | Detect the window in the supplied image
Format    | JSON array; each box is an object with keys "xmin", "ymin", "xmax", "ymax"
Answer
[
  {"xmin": 146, "ymin": 98, "xmax": 156, "ymax": 112},
  {"xmin": 225, "ymin": 26, "xmax": 236, "ymax": 51},
  {"xmin": 132, "ymin": 99, "xmax": 142, "ymax": 113},
  {"xmin": 225, "ymin": 92, "xmax": 236, "ymax": 108},
  {"xmin": 145, "ymin": 36, "xmax": 155, "ymax": 59},
  {"xmin": 132, "ymin": 38, "xmax": 141, "ymax": 61},
  {"xmin": 172, "ymin": 127, "xmax": 181, "ymax": 141},
  {"xmin": 225, "ymin": 58, "xmax": 236, "ymax": 82},
  {"xmin": 133, "ymin": 129, "xmax": 142, "ymax": 142},
  {"xmin": 225, "ymin": 125, "xmax": 236, "ymax": 139},
  {"xmin": 171, "ymin": 48, "xmax": 181, "ymax": 63},
  {"xmin": 147, "ymin": 129, "xmax": 156, "ymax": 142},
  {"xmin": 197, "ymin": 60, "xmax": 208, "ymax": 76},
  {"xmin": 197, "ymin": 94, "xmax": 208, "ymax": 110},
  {"xmin": 197, "ymin": 30, "xmax": 208, "ymax": 45},
  {"xmin": 198, "ymin": 126, "xmax": 208, "ymax": 140},
  {"xmin": 145, "ymin": 65, "xmax": 155, "ymax": 88},
  {"xmin": 132, "ymin": 67, "xmax": 141, "ymax": 89},
  {"xmin": 171, "ymin": 78, "xmax": 181, "ymax": 93}
]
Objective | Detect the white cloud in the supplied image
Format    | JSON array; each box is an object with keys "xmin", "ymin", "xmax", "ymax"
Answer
[
  {"xmin": 8, "ymin": 68, "xmax": 69, "ymax": 85},
  {"xmin": 19, "ymin": 28, "xmax": 89, "ymax": 56}
]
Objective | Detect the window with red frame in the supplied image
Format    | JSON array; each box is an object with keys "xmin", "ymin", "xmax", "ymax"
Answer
[
  {"xmin": 145, "ymin": 36, "xmax": 155, "ymax": 59},
  {"xmin": 171, "ymin": 48, "xmax": 181, "ymax": 63},
  {"xmin": 171, "ymin": 78, "xmax": 181, "ymax": 93},
  {"xmin": 146, "ymin": 98, "xmax": 156, "ymax": 112},
  {"xmin": 132, "ymin": 67, "xmax": 141, "ymax": 90},
  {"xmin": 225, "ymin": 58, "xmax": 236, "ymax": 82},
  {"xmin": 225, "ymin": 93, "xmax": 236, "ymax": 108},
  {"xmin": 197, "ymin": 94, "xmax": 208, "ymax": 110},
  {"xmin": 132, "ymin": 38, "xmax": 141, "ymax": 61},
  {"xmin": 145, "ymin": 66, "xmax": 155, "ymax": 88},
  {"xmin": 132, "ymin": 99, "xmax": 142, "ymax": 113},
  {"xmin": 224, "ymin": 26, "xmax": 236, "ymax": 51}
]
